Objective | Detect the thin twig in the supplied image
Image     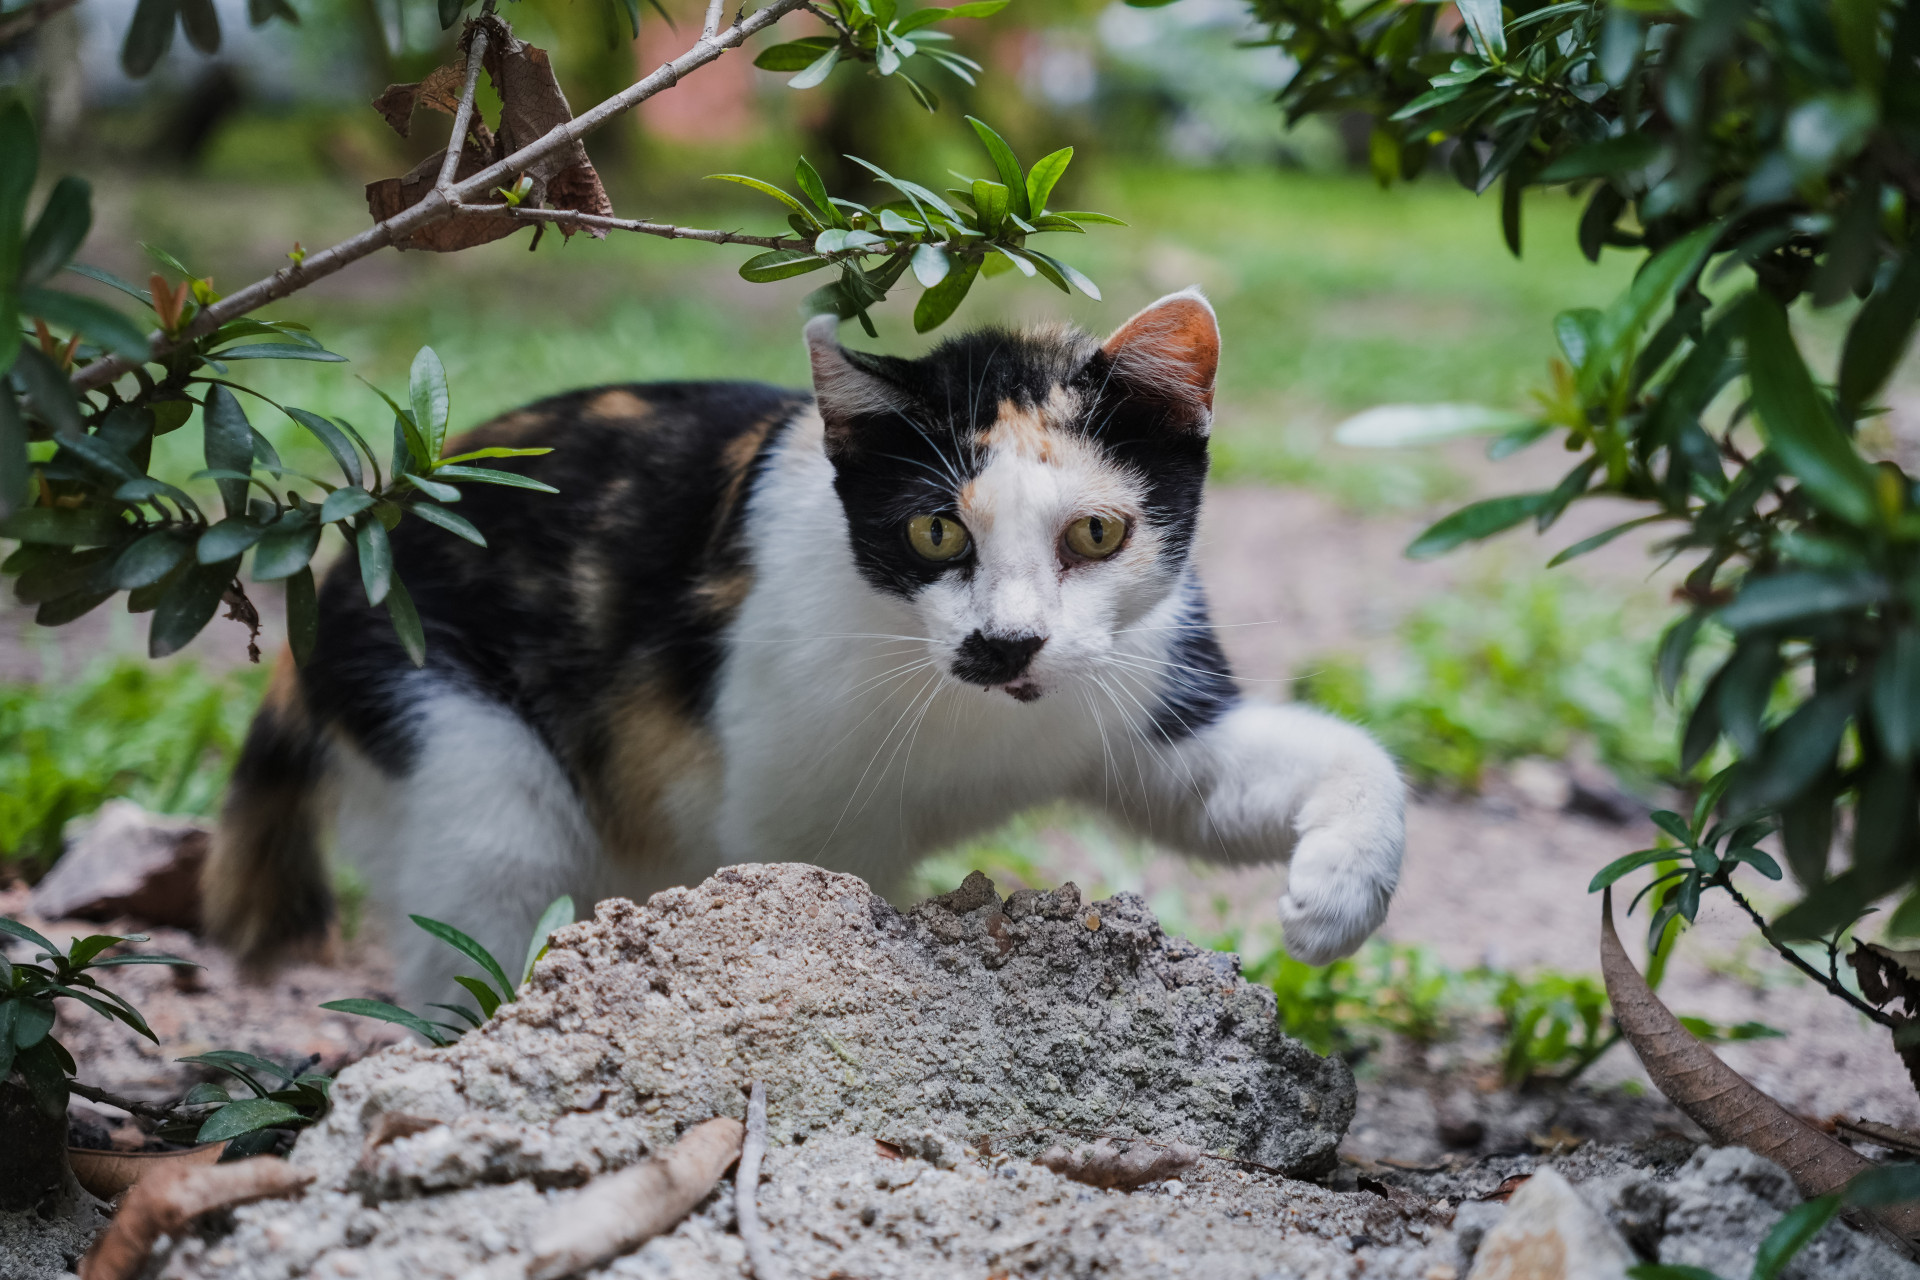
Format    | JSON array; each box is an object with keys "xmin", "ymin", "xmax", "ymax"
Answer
[
  {"xmin": 737, "ymin": 1081, "xmax": 785, "ymax": 1280},
  {"xmin": 1724, "ymin": 883, "xmax": 1896, "ymax": 1027},
  {"xmin": 450, "ymin": 202, "xmax": 809, "ymax": 250},
  {"xmin": 435, "ymin": 22, "xmax": 492, "ymax": 195},
  {"xmin": 703, "ymin": 0, "xmax": 726, "ymax": 41},
  {"xmin": 69, "ymin": 0, "xmax": 812, "ymax": 394},
  {"xmin": 68, "ymin": 1080, "xmax": 184, "ymax": 1125}
]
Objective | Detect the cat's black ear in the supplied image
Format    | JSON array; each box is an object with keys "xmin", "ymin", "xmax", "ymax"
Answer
[
  {"xmin": 805, "ymin": 315, "xmax": 904, "ymax": 455},
  {"xmin": 1100, "ymin": 288, "xmax": 1219, "ymax": 431}
]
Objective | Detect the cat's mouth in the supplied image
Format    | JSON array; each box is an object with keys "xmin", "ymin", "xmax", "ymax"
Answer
[{"xmin": 1001, "ymin": 678, "xmax": 1044, "ymax": 703}]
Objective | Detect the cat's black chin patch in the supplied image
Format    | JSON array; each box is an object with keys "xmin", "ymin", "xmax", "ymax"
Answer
[{"xmin": 1003, "ymin": 679, "xmax": 1043, "ymax": 703}]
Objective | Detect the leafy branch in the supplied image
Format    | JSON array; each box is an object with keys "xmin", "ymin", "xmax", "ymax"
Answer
[{"xmin": 757, "ymin": 0, "xmax": 1006, "ymax": 111}]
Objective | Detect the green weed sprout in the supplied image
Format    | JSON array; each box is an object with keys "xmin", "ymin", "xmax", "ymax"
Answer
[{"xmin": 323, "ymin": 895, "xmax": 575, "ymax": 1046}]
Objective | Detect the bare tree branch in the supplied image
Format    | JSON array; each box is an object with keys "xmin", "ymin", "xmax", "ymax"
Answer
[
  {"xmin": 435, "ymin": 23, "xmax": 492, "ymax": 195},
  {"xmin": 70, "ymin": 0, "xmax": 812, "ymax": 393},
  {"xmin": 703, "ymin": 0, "xmax": 726, "ymax": 42},
  {"xmin": 68, "ymin": 1080, "xmax": 185, "ymax": 1125},
  {"xmin": 452, "ymin": 202, "xmax": 809, "ymax": 249}
]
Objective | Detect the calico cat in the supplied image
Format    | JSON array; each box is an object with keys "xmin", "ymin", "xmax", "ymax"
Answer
[{"xmin": 207, "ymin": 290, "xmax": 1406, "ymax": 1005}]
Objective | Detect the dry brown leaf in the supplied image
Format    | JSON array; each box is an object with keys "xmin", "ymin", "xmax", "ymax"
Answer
[
  {"xmin": 1600, "ymin": 889, "xmax": 1920, "ymax": 1243},
  {"xmin": 372, "ymin": 82, "xmax": 423, "ymax": 138},
  {"xmin": 371, "ymin": 62, "xmax": 470, "ymax": 140},
  {"xmin": 477, "ymin": 16, "xmax": 609, "ymax": 237},
  {"xmin": 1034, "ymin": 1138, "xmax": 1198, "ymax": 1190},
  {"xmin": 79, "ymin": 1157, "xmax": 314, "ymax": 1280},
  {"xmin": 365, "ymin": 139, "xmax": 522, "ymax": 253},
  {"xmin": 471, "ymin": 1116, "xmax": 744, "ymax": 1280}
]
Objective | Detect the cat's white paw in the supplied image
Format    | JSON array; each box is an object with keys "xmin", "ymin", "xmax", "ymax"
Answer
[{"xmin": 1275, "ymin": 753, "xmax": 1405, "ymax": 966}]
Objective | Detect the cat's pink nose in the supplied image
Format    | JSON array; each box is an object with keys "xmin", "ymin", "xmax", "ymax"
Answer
[{"xmin": 952, "ymin": 631, "xmax": 1047, "ymax": 685}]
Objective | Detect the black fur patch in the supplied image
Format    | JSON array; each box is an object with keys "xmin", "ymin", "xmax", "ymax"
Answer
[
  {"xmin": 1144, "ymin": 589, "xmax": 1238, "ymax": 742},
  {"xmin": 302, "ymin": 381, "xmax": 803, "ymax": 776}
]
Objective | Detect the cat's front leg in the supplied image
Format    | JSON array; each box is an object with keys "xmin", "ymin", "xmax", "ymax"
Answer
[{"xmin": 1110, "ymin": 700, "xmax": 1405, "ymax": 964}]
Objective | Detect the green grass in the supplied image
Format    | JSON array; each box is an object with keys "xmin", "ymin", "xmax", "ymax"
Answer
[
  {"xmin": 1296, "ymin": 571, "xmax": 1698, "ymax": 794},
  {"xmin": 0, "ymin": 659, "xmax": 268, "ymax": 880}
]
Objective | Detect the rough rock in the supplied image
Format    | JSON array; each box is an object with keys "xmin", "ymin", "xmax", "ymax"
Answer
[
  {"xmin": 1581, "ymin": 1145, "xmax": 1914, "ymax": 1280},
  {"xmin": 145, "ymin": 864, "xmax": 1380, "ymax": 1278},
  {"xmin": 1465, "ymin": 1167, "xmax": 1635, "ymax": 1280},
  {"xmin": 29, "ymin": 801, "xmax": 208, "ymax": 930}
]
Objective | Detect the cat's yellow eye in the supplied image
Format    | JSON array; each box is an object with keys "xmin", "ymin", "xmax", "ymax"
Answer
[
  {"xmin": 1064, "ymin": 513, "xmax": 1127, "ymax": 560},
  {"xmin": 907, "ymin": 513, "xmax": 970, "ymax": 562}
]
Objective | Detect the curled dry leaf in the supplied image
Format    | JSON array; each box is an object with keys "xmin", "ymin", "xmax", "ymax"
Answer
[
  {"xmin": 1034, "ymin": 1138, "xmax": 1199, "ymax": 1190},
  {"xmin": 364, "ymin": 14, "xmax": 612, "ymax": 251},
  {"xmin": 371, "ymin": 63, "xmax": 469, "ymax": 140},
  {"xmin": 1600, "ymin": 889, "xmax": 1920, "ymax": 1244},
  {"xmin": 78, "ymin": 1157, "xmax": 314, "ymax": 1280},
  {"xmin": 471, "ymin": 1115, "xmax": 745, "ymax": 1280},
  {"xmin": 1847, "ymin": 942, "xmax": 1920, "ymax": 1095}
]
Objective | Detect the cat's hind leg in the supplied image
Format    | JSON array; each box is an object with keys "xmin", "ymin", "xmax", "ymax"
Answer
[{"xmin": 331, "ymin": 683, "xmax": 601, "ymax": 1010}]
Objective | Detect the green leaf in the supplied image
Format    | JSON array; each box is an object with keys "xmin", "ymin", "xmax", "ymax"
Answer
[
  {"xmin": 1733, "ymin": 682, "xmax": 1863, "ymax": 814},
  {"xmin": 0, "ymin": 100, "xmax": 40, "ymax": 304},
  {"xmin": 1751, "ymin": 1194, "xmax": 1842, "ymax": 1280},
  {"xmin": 914, "ymin": 255, "xmax": 979, "ymax": 333},
  {"xmin": 401, "ymin": 473, "xmax": 460, "ymax": 503},
  {"xmin": 0, "ymin": 392, "xmax": 27, "ymax": 521},
  {"xmin": 1838, "ymin": 251, "xmax": 1920, "ymax": 413},
  {"xmin": 149, "ymin": 557, "xmax": 239, "ymax": 658},
  {"xmin": 197, "ymin": 1098, "xmax": 303, "ymax": 1143},
  {"xmin": 121, "ymin": 0, "xmax": 178, "ymax": 77},
  {"xmin": 1747, "ymin": 294, "xmax": 1877, "ymax": 527},
  {"xmin": 944, "ymin": 0, "xmax": 1007, "ymax": 14},
  {"xmin": 1406, "ymin": 493, "xmax": 1549, "ymax": 560},
  {"xmin": 410, "ymin": 502, "xmax": 486, "ymax": 547},
  {"xmin": 910, "ymin": 244, "xmax": 950, "ymax": 288},
  {"xmin": 284, "ymin": 408, "xmax": 364, "ymax": 488},
  {"xmin": 65, "ymin": 261, "xmax": 152, "ymax": 305},
  {"xmin": 1334, "ymin": 403, "xmax": 1537, "ymax": 449},
  {"xmin": 210, "ymin": 342, "xmax": 344, "ymax": 363},
  {"xmin": 1717, "ymin": 570, "xmax": 1885, "ymax": 632},
  {"xmin": 178, "ymin": 0, "xmax": 221, "ymax": 53},
  {"xmin": 202, "ymin": 386, "xmax": 255, "ymax": 520},
  {"xmin": 1456, "ymin": 0, "xmax": 1506, "ymax": 59},
  {"xmin": 319, "ymin": 998, "xmax": 454, "ymax": 1046},
  {"xmin": 739, "ymin": 250, "xmax": 831, "ymax": 283},
  {"xmin": 114, "ymin": 530, "xmax": 192, "ymax": 589},
  {"xmin": 788, "ymin": 44, "xmax": 841, "ymax": 89},
  {"xmin": 1649, "ymin": 810, "xmax": 1692, "ymax": 846},
  {"xmin": 1582, "ymin": 226, "xmax": 1718, "ymax": 399},
  {"xmin": 21, "ymin": 176, "xmax": 92, "ymax": 288},
  {"xmin": 1539, "ymin": 134, "xmax": 1662, "ymax": 182},
  {"xmin": 1547, "ymin": 515, "xmax": 1666, "ymax": 567},
  {"xmin": 1588, "ymin": 850, "xmax": 1675, "ymax": 893},
  {"xmin": 356, "ymin": 518, "xmax": 392, "ymax": 607},
  {"xmin": 13, "ymin": 996, "xmax": 56, "ymax": 1049},
  {"xmin": 0, "ymin": 917, "xmax": 61, "ymax": 960},
  {"xmin": 1624, "ymin": 1264, "xmax": 1723, "ymax": 1280},
  {"xmin": 386, "ymin": 575, "xmax": 427, "ymax": 667},
  {"xmin": 521, "ymin": 895, "xmax": 575, "ymax": 986},
  {"xmin": 252, "ymin": 511, "xmax": 321, "ymax": 582},
  {"xmin": 706, "ymin": 175, "xmax": 818, "ymax": 227},
  {"xmin": 434, "ymin": 446, "xmax": 552, "ymax": 468},
  {"xmin": 320, "ymin": 486, "xmax": 376, "ymax": 524},
  {"xmin": 15, "ymin": 1039, "xmax": 69, "ymax": 1117},
  {"xmin": 12, "ymin": 344, "xmax": 83, "ymax": 437},
  {"xmin": 0, "ymin": 506, "xmax": 125, "ymax": 547},
  {"xmin": 754, "ymin": 38, "xmax": 837, "ymax": 71},
  {"xmin": 409, "ymin": 347, "xmax": 451, "ymax": 462},
  {"xmin": 197, "ymin": 517, "xmax": 267, "ymax": 565},
  {"xmin": 431, "ymin": 465, "xmax": 559, "ymax": 493},
  {"xmin": 1049, "ymin": 210, "xmax": 1126, "ymax": 226},
  {"xmin": 454, "ymin": 976, "xmax": 502, "ymax": 1020},
  {"xmin": 1024, "ymin": 147, "xmax": 1072, "ymax": 214},
  {"xmin": 19, "ymin": 288, "xmax": 150, "ymax": 361},
  {"xmin": 1844, "ymin": 1162, "xmax": 1920, "ymax": 1208},
  {"xmin": 967, "ymin": 117, "xmax": 1029, "ymax": 220},
  {"xmin": 286, "ymin": 565, "xmax": 317, "ymax": 666},
  {"xmin": 409, "ymin": 914, "xmax": 515, "ymax": 999},
  {"xmin": 429, "ymin": 1001, "xmax": 485, "ymax": 1030},
  {"xmin": 1021, "ymin": 250, "xmax": 1100, "ymax": 301}
]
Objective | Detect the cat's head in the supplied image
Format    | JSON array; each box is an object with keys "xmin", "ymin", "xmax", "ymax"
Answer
[{"xmin": 806, "ymin": 289, "xmax": 1218, "ymax": 702}]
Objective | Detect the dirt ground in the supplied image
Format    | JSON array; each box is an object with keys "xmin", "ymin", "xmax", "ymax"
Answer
[{"xmin": 5, "ymin": 465, "xmax": 1914, "ymax": 1151}]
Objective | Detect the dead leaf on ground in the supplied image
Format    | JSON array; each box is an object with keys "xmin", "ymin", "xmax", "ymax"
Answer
[
  {"xmin": 79, "ymin": 1157, "xmax": 314, "ymax": 1280},
  {"xmin": 1034, "ymin": 1138, "xmax": 1198, "ymax": 1190}
]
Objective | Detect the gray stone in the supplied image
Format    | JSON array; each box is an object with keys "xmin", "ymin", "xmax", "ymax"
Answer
[
  {"xmin": 30, "ymin": 800, "xmax": 208, "ymax": 930},
  {"xmin": 151, "ymin": 864, "xmax": 1368, "ymax": 1279},
  {"xmin": 1465, "ymin": 1168, "xmax": 1636, "ymax": 1280}
]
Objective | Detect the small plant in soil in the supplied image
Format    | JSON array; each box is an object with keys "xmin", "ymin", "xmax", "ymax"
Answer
[{"xmin": 323, "ymin": 895, "xmax": 574, "ymax": 1045}]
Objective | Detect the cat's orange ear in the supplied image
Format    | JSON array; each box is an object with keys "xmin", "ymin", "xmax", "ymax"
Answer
[
  {"xmin": 1101, "ymin": 288, "xmax": 1219, "ymax": 427},
  {"xmin": 806, "ymin": 315, "xmax": 901, "ymax": 454}
]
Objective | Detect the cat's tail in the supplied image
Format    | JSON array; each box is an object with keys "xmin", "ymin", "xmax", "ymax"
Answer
[{"xmin": 204, "ymin": 651, "xmax": 335, "ymax": 968}]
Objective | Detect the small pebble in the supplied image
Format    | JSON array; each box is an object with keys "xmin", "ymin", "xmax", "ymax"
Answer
[{"xmin": 1084, "ymin": 913, "xmax": 1101, "ymax": 931}]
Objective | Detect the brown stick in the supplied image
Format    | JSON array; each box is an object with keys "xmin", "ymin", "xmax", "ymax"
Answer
[
  {"xmin": 1600, "ymin": 889, "xmax": 1920, "ymax": 1242},
  {"xmin": 68, "ymin": 0, "xmax": 811, "ymax": 394},
  {"xmin": 737, "ymin": 1081, "xmax": 785, "ymax": 1280},
  {"xmin": 450, "ymin": 202, "xmax": 810, "ymax": 251},
  {"xmin": 78, "ymin": 1157, "xmax": 314, "ymax": 1280},
  {"xmin": 511, "ymin": 1116, "xmax": 745, "ymax": 1280}
]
